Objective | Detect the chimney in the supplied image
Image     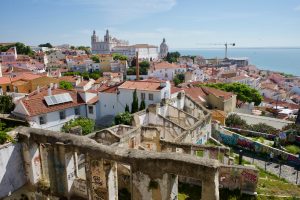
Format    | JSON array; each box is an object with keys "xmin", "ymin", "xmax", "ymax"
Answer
[
  {"xmin": 37, "ymin": 85, "xmax": 40, "ymax": 93},
  {"xmin": 48, "ymin": 87, "xmax": 52, "ymax": 96},
  {"xmin": 54, "ymin": 83, "xmax": 58, "ymax": 89},
  {"xmin": 136, "ymin": 51, "xmax": 139, "ymax": 80},
  {"xmin": 50, "ymin": 83, "xmax": 54, "ymax": 88}
]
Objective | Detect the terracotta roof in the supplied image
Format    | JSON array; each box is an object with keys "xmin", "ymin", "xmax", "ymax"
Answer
[
  {"xmin": 263, "ymin": 97, "xmax": 299, "ymax": 110},
  {"xmin": 201, "ymin": 86, "xmax": 234, "ymax": 100},
  {"xmin": 152, "ymin": 62, "xmax": 182, "ymax": 70},
  {"xmin": 183, "ymin": 87, "xmax": 207, "ymax": 103},
  {"xmin": 118, "ymin": 81, "xmax": 162, "ymax": 91},
  {"xmin": 20, "ymin": 88, "xmax": 85, "ymax": 116},
  {"xmin": 171, "ymin": 86, "xmax": 184, "ymax": 94},
  {"xmin": 76, "ymin": 80, "xmax": 89, "ymax": 87},
  {"xmin": 87, "ymin": 96, "xmax": 99, "ymax": 104},
  {"xmin": 100, "ymin": 84, "xmax": 119, "ymax": 93},
  {"xmin": 229, "ymin": 75, "xmax": 249, "ymax": 81},
  {"xmin": 59, "ymin": 76, "xmax": 79, "ymax": 83},
  {"xmin": 0, "ymin": 77, "xmax": 12, "ymax": 84}
]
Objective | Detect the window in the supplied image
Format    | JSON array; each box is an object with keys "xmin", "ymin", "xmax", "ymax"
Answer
[
  {"xmin": 39, "ymin": 115, "xmax": 47, "ymax": 125},
  {"xmin": 59, "ymin": 110, "xmax": 66, "ymax": 120},
  {"xmin": 141, "ymin": 93, "xmax": 145, "ymax": 100},
  {"xmin": 148, "ymin": 93, "xmax": 154, "ymax": 101},
  {"xmin": 88, "ymin": 106, "xmax": 94, "ymax": 114},
  {"xmin": 6, "ymin": 86, "xmax": 10, "ymax": 92},
  {"xmin": 74, "ymin": 107, "xmax": 80, "ymax": 115}
]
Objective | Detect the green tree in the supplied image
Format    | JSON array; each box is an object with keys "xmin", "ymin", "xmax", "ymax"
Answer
[
  {"xmin": 0, "ymin": 42, "xmax": 33, "ymax": 56},
  {"xmin": 115, "ymin": 112, "xmax": 133, "ymax": 125},
  {"xmin": 173, "ymin": 77, "xmax": 181, "ymax": 86},
  {"xmin": 139, "ymin": 60, "xmax": 150, "ymax": 68},
  {"xmin": 0, "ymin": 95, "xmax": 15, "ymax": 114},
  {"xmin": 125, "ymin": 104, "xmax": 130, "ymax": 112},
  {"xmin": 173, "ymin": 73, "xmax": 185, "ymax": 86},
  {"xmin": 131, "ymin": 89, "xmax": 139, "ymax": 113},
  {"xmin": 250, "ymin": 123, "xmax": 278, "ymax": 134},
  {"xmin": 139, "ymin": 100, "xmax": 146, "ymax": 111},
  {"xmin": 59, "ymin": 81, "xmax": 73, "ymax": 90},
  {"xmin": 62, "ymin": 117, "xmax": 95, "ymax": 135},
  {"xmin": 77, "ymin": 46, "xmax": 91, "ymax": 54},
  {"xmin": 165, "ymin": 51, "xmax": 180, "ymax": 63},
  {"xmin": 202, "ymin": 83, "xmax": 263, "ymax": 106},
  {"xmin": 38, "ymin": 43, "xmax": 53, "ymax": 48},
  {"xmin": 225, "ymin": 114, "xmax": 249, "ymax": 129},
  {"xmin": 112, "ymin": 53, "xmax": 128, "ymax": 61},
  {"xmin": 91, "ymin": 55, "xmax": 100, "ymax": 63}
]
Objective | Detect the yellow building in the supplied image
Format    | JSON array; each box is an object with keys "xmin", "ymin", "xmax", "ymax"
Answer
[
  {"xmin": 211, "ymin": 110, "xmax": 227, "ymax": 125},
  {"xmin": 99, "ymin": 54, "xmax": 113, "ymax": 72},
  {"xmin": 0, "ymin": 73, "xmax": 59, "ymax": 94}
]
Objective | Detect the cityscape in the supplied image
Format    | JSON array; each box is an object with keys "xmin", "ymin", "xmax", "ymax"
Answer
[{"xmin": 0, "ymin": 1, "xmax": 300, "ymax": 200}]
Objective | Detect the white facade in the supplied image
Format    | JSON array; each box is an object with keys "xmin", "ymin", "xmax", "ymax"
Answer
[
  {"xmin": 99, "ymin": 81, "xmax": 171, "ymax": 118},
  {"xmin": 91, "ymin": 30, "xmax": 128, "ymax": 54},
  {"xmin": 112, "ymin": 45, "xmax": 158, "ymax": 61},
  {"xmin": 185, "ymin": 68, "xmax": 205, "ymax": 82},
  {"xmin": 148, "ymin": 64, "xmax": 186, "ymax": 81},
  {"xmin": 26, "ymin": 106, "xmax": 86, "ymax": 131}
]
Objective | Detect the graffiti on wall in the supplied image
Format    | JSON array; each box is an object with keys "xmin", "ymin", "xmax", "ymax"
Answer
[{"xmin": 216, "ymin": 130, "xmax": 300, "ymax": 166}]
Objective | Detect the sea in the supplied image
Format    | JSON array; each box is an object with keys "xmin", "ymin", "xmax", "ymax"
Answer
[{"xmin": 173, "ymin": 48, "xmax": 300, "ymax": 76}]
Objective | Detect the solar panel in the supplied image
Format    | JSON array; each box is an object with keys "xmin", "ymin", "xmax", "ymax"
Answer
[{"xmin": 44, "ymin": 93, "xmax": 73, "ymax": 106}]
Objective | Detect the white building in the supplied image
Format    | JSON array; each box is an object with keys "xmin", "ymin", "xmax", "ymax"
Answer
[
  {"xmin": 0, "ymin": 47, "xmax": 17, "ymax": 62},
  {"xmin": 99, "ymin": 79, "xmax": 171, "ymax": 121},
  {"xmin": 148, "ymin": 61, "xmax": 187, "ymax": 81},
  {"xmin": 12, "ymin": 86, "xmax": 98, "ymax": 131},
  {"xmin": 226, "ymin": 75, "xmax": 260, "ymax": 89},
  {"xmin": 91, "ymin": 30, "xmax": 128, "ymax": 54},
  {"xmin": 112, "ymin": 44, "xmax": 158, "ymax": 61},
  {"xmin": 185, "ymin": 68, "xmax": 205, "ymax": 82}
]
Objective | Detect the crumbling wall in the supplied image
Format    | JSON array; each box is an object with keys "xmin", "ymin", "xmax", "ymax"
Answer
[{"xmin": 0, "ymin": 143, "xmax": 26, "ymax": 198}]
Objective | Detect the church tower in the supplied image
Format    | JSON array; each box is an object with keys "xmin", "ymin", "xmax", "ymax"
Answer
[
  {"xmin": 159, "ymin": 38, "xmax": 169, "ymax": 58},
  {"xmin": 91, "ymin": 30, "xmax": 99, "ymax": 54}
]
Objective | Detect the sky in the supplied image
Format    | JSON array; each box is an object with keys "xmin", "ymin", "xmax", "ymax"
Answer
[{"xmin": 1, "ymin": 0, "xmax": 300, "ymax": 48}]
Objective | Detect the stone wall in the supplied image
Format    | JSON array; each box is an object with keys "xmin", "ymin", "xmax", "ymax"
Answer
[
  {"xmin": 0, "ymin": 143, "xmax": 26, "ymax": 198},
  {"xmin": 213, "ymin": 125, "xmax": 300, "ymax": 167}
]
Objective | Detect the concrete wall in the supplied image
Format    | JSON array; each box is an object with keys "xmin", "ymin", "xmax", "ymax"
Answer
[
  {"xmin": 231, "ymin": 112, "xmax": 293, "ymax": 129},
  {"xmin": 0, "ymin": 143, "xmax": 26, "ymax": 198}
]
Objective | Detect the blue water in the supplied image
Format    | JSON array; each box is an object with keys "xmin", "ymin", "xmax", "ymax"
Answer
[{"xmin": 173, "ymin": 48, "xmax": 300, "ymax": 76}]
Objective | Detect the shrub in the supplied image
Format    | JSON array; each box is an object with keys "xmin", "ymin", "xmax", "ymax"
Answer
[
  {"xmin": 285, "ymin": 145, "xmax": 300, "ymax": 155},
  {"xmin": 225, "ymin": 114, "xmax": 248, "ymax": 129},
  {"xmin": 59, "ymin": 81, "xmax": 73, "ymax": 90},
  {"xmin": 62, "ymin": 117, "xmax": 95, "ymax": 135},
  {"xmin": 250, "ymin": 123, "xmax": 278, "ymax": 135},
  {"xmin": 115, "ymin": 112, "xmax": 133, "ymax": 126},
  {"xmin": 0, "ymin": 131, "xmax": 12, "ymax": 144},
  {"xmin": 0, "ymin": 95, "xmax": 15, "ymax": 114}
]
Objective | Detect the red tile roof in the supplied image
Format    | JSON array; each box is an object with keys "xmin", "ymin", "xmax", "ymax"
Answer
[
  {"xmin": 20, "ymin": 88, "xmax": 85, "ymax": 116},
  {"xmin": 152, "ymin": 61, "xmax": 183, "ymax": 70},
  {"xmin": 118, "ymin": 80, "xmax": 162, "ymax": 91},
  {"xmin": 201, "ymin": 86, "xmax": 234, "ymax": 100}
]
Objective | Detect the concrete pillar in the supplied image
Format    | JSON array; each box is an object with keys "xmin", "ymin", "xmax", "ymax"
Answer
[
  {"xmin": 86, "ymin": 156, "xmax": 118, "ymax": 200},
  {"xmin": 201, "ymin": 170, "xmax": 219, "ymax": 200},
  {"xmin": 22, "ymin": 141, "xmax": 42, "ymax": 185},
  {"xmin": 53, "ymin": 142, "xmax": 76, "ymax": 198},
  {"xmin": 131, "ymin": 171, "xmax": 178, "ymax": 200}
]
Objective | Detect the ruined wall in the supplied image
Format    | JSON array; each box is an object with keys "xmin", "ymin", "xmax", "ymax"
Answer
[
  {"xmin": 219, "ymin": 165, "xmax": 258, "ymax": 194},
  {"xmin": 0, "ymin": 143, "xmax": 26, "ymax": 198},
  {"xmin": 213, "ymin": 126, "xmax": 300, "ymax": 166}
]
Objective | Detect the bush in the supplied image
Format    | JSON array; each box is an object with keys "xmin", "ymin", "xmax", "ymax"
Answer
[
  {"xmin": 250, "ymin": 123, "xmax": 278, "ymax": 135},
  {"xmin": 225, "ymin": 114, "xmax": 248, "ymax": 129},
  {"xmin": 59, "ymin": 81, "xmax": 73, "ymax": 90},
  {"xmin": 0, "ymin": 131, "xmax": 12, "ymax": 144},
  {"xmin": 115, "ymin": 112, "xmax": 133, "ymax": 125},
  {"xmin": 285, "ymin": 145, "xmax": 300, "ymax": 155},
  {"xmin": 62, "ymin": 117, "xmax": 95, "ymax": 135},
  {"xmin": 0, "ymin": 95, "xmax": 15, "ymax": 114}
]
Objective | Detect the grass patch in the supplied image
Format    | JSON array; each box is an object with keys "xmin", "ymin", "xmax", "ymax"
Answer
[
  {"xmin": 285, "ymin": 145, "xmax": 300, "ymax": 155},
  {"xmin": 178, "ymin": 182, "xmax": 201, "ymax": 200}
]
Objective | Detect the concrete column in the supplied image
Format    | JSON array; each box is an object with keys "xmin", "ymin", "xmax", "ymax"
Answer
[
  {"xmin": 131, "ymin": 171, "xmax": 178, "ymax": 200},
  {"xmin": 86, "ymin": 157, "xmax": 118, "ymax": 200},
  {"xmin": 22, "ymin": 141, "xmax": 42, "ymax": 185},
  {"xmin": 201, "ymin": 169, "xmax": 219, "ymax": 200},
  {"xmin": 53, "ymin": 142, "xmax": 76, "ymax": 198}
]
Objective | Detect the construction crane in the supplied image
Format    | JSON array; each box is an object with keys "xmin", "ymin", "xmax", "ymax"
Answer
[{"xmin": 197, "ymin": 42, "xmax": 236, "ymax": 58}]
